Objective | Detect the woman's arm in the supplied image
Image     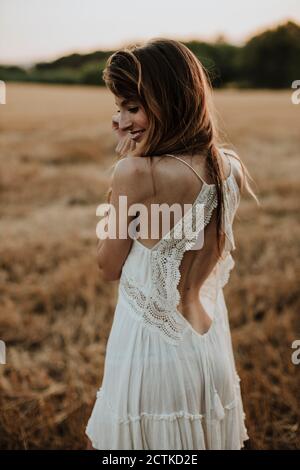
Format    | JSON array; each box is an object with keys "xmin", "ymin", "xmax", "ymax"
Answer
[
  {"xmin": 96, "ymin": 114, "xmax": 137, "ymax": 281},
  {"xmin": 96, "ymin": 156, "xmax": 150, "ymax": 281},
  {"xmin": 96, "ymin": 110, "xmax": 152, "ymax": 281}
]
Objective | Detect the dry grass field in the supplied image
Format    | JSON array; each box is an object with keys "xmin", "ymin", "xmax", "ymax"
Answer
[{"xmin": 0, "ymin": 83, "xmax": 299, "ymax": 449}]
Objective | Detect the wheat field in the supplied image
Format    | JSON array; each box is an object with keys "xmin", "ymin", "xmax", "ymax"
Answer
[{"xmin": 0, "ymin": 83, "xmax": 299, "ymax": 449}]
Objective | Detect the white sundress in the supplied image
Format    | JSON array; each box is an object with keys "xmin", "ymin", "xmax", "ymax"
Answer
[{"xmin": 86, "ymin": 148, "xmax": 249, "ymax": 450}]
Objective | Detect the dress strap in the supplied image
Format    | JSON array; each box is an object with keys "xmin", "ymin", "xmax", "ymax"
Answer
[
  {"xmin": 165, "ymin": 154, "xmax": 207, "ymax": 185},
  {"xmin": 166, "ymin": 150, "xmax": 233, "ymax": 183}
]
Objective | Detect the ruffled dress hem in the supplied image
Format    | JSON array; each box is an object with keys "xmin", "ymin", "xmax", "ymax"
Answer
[{"xmin": 85, "ymin": 386, "xmax": 249, "ymax": 450}]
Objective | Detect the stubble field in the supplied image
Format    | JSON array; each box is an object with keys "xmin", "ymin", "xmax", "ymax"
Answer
[{"xmin": 0, "ymin": 83, "xmax": 299, "ymax": 449}]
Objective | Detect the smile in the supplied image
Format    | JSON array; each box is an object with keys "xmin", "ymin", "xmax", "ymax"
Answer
[
  {"xmin": 130, "ymin": 129, "xmax": 145, "ymax": 135},
  {"xmin": 130, "ymin": 130, "xmax": 145, "ymax": 139}
]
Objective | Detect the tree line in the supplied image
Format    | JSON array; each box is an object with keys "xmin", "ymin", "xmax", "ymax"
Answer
[{"xmin": 0, "ymin": 21, "xmax": 299, "ymax": 89}]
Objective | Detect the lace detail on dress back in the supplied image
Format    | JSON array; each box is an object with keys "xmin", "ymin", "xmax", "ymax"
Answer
[
  {"xmin": 119, "ymin": 150, "xmax": 240, "ymax": 345},
  {"xmin": 120, "ymin": 184, "xmax": 218, "ymax": 345}
]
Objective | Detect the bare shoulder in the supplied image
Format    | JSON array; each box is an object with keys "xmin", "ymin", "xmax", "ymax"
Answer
[
  {"xmin": 112, "ymin": 156, "xmax": 153, "ymax": 202},
  {"xmin": 221, "ymin": 148, "xmax": 244, "ymax": 191}
]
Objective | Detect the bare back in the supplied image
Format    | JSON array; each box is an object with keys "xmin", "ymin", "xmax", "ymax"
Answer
[{"xmin": 135, "ymin": 149, "xmax": 240, "ymax": 334}]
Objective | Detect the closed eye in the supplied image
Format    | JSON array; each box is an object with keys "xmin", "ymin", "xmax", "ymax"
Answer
[
  {"xmin": 128, "ymin": 107, "xmax": 139, "ymax": 113},
  {"xmin": 116, "ymin": 107, "xmax": 139, "ymax": 114}
]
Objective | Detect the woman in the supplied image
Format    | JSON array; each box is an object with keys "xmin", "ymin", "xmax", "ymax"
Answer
[{"xmin": 85, "ymin": 38, "xmax": 258, "ymax": 450}]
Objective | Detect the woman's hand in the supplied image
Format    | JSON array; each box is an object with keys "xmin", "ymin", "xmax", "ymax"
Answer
[{"xmin": 112, "ymin": 114, "xmax": 137, "ymax": 158}]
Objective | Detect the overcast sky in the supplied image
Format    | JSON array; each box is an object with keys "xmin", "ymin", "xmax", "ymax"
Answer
[{"xmin": 1, "ymin": 0, "xmax": 299, "ymax": 65}]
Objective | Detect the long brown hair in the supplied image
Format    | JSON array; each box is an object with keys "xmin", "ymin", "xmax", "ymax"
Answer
[{"xmin": 102, "ymin": 38, "xmax": 259, "ymax": 256}]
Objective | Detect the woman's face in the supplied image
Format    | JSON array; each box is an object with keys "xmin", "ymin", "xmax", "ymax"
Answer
[{"xmin": 114, "ymin": 95, "xmax": 149, "ymax": 143}]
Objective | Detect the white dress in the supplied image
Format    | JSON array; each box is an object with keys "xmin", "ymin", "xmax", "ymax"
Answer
[{"xmin": 86, "ymin": 149, "xmax": 249, "ymax": 450}]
